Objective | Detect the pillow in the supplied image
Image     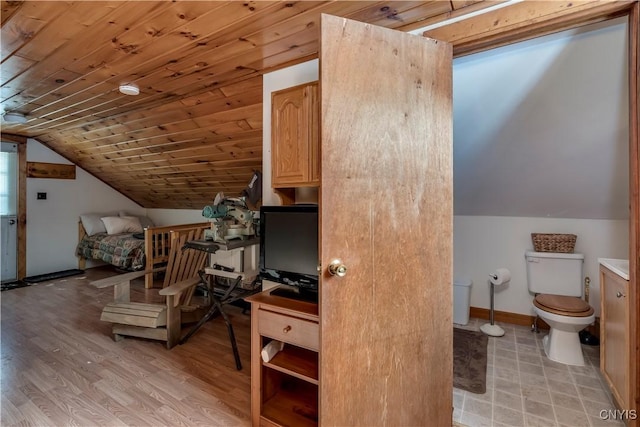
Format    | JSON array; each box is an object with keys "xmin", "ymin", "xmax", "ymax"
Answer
[
  {"xmin": 101, "ymin": 216, "xmax": 143, "ymax": 235},
  {"xmin": 119, "ymin": 212, "xmax": 155, "ymax": 229},
  {"xmin": 80, "ymin": 214, "xmax": 108, "ymax": 236}
]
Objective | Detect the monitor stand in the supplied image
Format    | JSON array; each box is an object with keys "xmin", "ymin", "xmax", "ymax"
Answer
[{"xmin": 270, "ymin": 287, "xmax": 318, "ymax": 304}]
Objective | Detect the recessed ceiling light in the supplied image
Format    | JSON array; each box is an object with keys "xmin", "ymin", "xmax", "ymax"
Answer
[
  {"xmin": 119, "ymin": 83, "xmax": 140, "ymax": 96},
  {"xmin": 3, "ymin": 112, "xmax": 27, "ymax": 124}
]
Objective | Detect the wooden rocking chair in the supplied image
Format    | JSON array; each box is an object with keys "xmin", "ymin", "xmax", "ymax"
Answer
[{"xmin": 91, "ymin": 228, "xmax": 209, "ymax": 349}]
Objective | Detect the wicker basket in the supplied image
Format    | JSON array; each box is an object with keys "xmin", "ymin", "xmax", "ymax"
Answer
[{"xmin": 531, "ymin": 233, "xmax": 577, "ymax": 253}]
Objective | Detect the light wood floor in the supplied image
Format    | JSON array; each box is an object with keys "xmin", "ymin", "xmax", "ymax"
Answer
[{"xmin": 1, "ymin": 266, "xmax": 252, "ymax": 426}]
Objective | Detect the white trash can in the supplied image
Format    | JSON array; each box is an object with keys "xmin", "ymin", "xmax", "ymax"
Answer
[{"xmin": 453, "ymin": 279, "xmax": 472, "ymax": 325}]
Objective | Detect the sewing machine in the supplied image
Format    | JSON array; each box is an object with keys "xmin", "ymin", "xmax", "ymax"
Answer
[{"xmin": 202, "ymin": 195, "xmax": 255, "ymax": 242}]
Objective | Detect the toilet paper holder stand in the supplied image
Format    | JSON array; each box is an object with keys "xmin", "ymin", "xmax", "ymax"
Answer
[{"xmin": 480, "ymin": 270, "xmax": 510, "ymax": 337}]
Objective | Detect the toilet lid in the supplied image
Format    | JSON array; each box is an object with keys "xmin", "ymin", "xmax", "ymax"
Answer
[{"xmin": 534, "ymin": 294, "xmax": 594, "ymax": 317}]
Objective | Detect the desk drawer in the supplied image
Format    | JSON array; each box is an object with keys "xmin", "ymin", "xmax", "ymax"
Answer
[{"xmin": 258, "ymin": 309, "xmax": 318, "ymax": 351}]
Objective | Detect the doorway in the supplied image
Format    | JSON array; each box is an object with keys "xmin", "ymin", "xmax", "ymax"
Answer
[{"xmin": 452, "ymin": 16, "xmax": 630, "ymax": 319}]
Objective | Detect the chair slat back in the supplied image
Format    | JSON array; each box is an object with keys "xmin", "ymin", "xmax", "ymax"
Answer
[{"xmin": 162, "ymin": 228, "xmax": 208, "ymax": 306}]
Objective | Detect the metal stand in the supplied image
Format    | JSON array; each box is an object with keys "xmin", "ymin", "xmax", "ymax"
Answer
[
  {"xmin": 180, "ymin": 272, "xmax": 245, "ymax": 370},
  {"xmin": 178, "ymin": 239, "xmax": 260, "ymax": 371},
  {"xmin": 480, "ymin": 282, "xmax": 505, "ymax": 337}
]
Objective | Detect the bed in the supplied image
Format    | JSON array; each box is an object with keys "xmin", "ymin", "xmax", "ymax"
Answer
[{"xmin": 76, "ymin": 219, "xmax": 210, "ymax": 288}]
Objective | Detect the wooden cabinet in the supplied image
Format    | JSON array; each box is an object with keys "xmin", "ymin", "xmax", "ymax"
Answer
[
  {"xmin": 246, "ymin": 291, "xmax": 319, "ymax": 427},
  {"xmin": 271, "ymin": 82, "xmax": 319, "ymax": 188},
  {"xmin": 600, "ymin": 265, "xmax": 633, "ymax": 414}
]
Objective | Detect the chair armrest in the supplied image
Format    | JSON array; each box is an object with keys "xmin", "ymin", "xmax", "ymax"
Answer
[
  {"xmin": 158, "ymin": 276, "xmax": 201, "ymax": 295},
  {"xmin": 159, "ymin": 276, "xmax": 201, "ymax": 296},
  {"xmin": 91, "ymin": 267, "xmax": 166, "ymax": 288}
]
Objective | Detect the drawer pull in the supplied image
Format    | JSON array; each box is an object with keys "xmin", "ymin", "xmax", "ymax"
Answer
[
  {"xmin": 283, "ymin": 325, "xmax": 292, "ymax": 333},
  {"xmin": 616, "ymin": 291, "xmax": 626, "ymax": 298}
]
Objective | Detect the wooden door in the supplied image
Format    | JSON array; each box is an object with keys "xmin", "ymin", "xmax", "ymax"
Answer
[
  {"xmin": 1, "ymin": 142, "xmax": 19, "ymax": 282},
  {"xmin": 319, "ymin": 14, "xmax": 453, "ymax": 426}
]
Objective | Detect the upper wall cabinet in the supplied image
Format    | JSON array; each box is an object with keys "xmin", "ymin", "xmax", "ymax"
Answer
[{"xmin": 271, "ymin": 82, "xmax": 319, "ymax": 188}]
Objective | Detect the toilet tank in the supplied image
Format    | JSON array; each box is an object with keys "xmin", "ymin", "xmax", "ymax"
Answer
[{"xmin": 525, "ymin": 251, "xmax": 584, "ymax": 296}]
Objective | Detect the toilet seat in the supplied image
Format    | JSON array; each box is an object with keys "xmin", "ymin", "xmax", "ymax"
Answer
[{"xmin": 534, "ymin": 294, "xmax": 594, "ymax": 317}]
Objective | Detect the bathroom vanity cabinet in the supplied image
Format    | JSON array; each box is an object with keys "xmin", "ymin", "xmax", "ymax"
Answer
[{"xmin": 599, "ymin": 264, "xmax": 634, "ymax": 414}]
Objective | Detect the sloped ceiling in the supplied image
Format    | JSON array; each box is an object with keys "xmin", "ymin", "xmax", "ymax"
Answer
[
  {"xmin": 0, "ymin": 0, "xmax": 470, "ymax": 209},
  {"xmin": 453, "ymin": 17, "xmax": 629, "ymax": 220}
]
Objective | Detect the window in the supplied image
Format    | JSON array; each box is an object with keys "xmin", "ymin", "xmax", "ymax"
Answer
[{"xmin": 0, "ymin": 142, "xmax": 18, "ymax": 216}]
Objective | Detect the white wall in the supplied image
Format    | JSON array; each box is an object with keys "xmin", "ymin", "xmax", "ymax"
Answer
[
  {"xmin": 146, "ymin": 208, "xmax": 205, "ymax": 226},
  {"xmin": 453, "ymin": 17, "xmax": 628, "ymax": 220},
  {"xmin": 26, "ymin": 139, "xmax": 144, "ymax": 275},
  {"xmin": 454, "ymin": 215, "xmax": 629, "ymax": 317},
  {"xmin": 262, "ymin": 59, "xmax": 319, "ymax": 206}
]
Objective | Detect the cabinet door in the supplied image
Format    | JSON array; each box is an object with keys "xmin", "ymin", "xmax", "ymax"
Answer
[
  {"xmin": 271, "ymin": 83, "xmax": 318, "ymax": 187},
  {"xmin": 319, "ymin": 15, "xmax": 452, "ymax": 426},
  {"xmin": 601, "ymin": 270, "xmax": 630, "ymax": 409},
  {"xmin": 308, "ymin": 83, "xmax": 320, "ymax": 184}
]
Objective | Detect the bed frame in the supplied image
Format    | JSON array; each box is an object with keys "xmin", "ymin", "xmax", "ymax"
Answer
[{"xmin": 78, "ymin": 221, "xmax": 211, "ymax": 288}]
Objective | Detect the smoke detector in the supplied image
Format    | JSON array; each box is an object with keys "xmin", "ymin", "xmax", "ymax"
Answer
[
  {"xmin": 2, "ymin": 112, "xmax": 27, "ymax": 124},
  {"xmin": 119, "ymin": 83, "xmax": 140, "ymax": 96}
]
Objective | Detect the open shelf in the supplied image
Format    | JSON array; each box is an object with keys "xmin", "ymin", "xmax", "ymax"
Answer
[
  {"xmin": 264, "ymin": 344, "xmax": 319, "ymax": 385},
  {"xmin": 247, "ymin": 290, "xmax": 320, "ymax": 427},
  {"xmin": 261, "ymin": 373, "xmax": 318, "ymax": 427}
]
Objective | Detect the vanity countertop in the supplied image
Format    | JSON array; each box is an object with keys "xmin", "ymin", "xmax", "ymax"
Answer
[{"xmin": 598, "ymin": 258, "xmax": 629, "ymax": 281}]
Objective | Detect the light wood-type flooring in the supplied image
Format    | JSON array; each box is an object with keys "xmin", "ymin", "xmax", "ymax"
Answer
[{"xmin": 1, "ymin": 266, "xmax": 252, "ymax": 426}]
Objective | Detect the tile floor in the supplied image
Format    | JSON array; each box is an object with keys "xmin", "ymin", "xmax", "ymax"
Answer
[{"xmin": 453, "ymin": 318, "xmax": 625, "ymax": 427}]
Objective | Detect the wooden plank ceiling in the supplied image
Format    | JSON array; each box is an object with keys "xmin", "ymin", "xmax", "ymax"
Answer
[{"xmin": 0, "ymin": 0, "xmax": 480, "ymax": 209}]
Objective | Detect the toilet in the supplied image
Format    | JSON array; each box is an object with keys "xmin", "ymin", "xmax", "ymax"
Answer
[{"xmin": 525, "ymin": 251, "xmax": 595, "ymax": 366}]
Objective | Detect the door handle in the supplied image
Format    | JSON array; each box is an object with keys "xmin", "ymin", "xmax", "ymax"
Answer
[
  {"xmin": 328, "ymin": 259, "xmax": 347, "ymax": 277},
  {"xmin": 8, "ymin": 219, "xmax": 15, "ymax": 225},
  {"xmin": 616, "ymin": 291, "xmax": 625, "ymax": 298}
]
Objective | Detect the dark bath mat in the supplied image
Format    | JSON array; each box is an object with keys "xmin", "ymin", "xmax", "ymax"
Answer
[{"xmin": 453, "ymin": 327, "xmax": 489, "ymax": 394}]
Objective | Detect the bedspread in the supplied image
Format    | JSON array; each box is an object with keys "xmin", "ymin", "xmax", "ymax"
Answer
[{"xmin": 76, "ymin": 232, "xmax": 145, "ymax": 270}]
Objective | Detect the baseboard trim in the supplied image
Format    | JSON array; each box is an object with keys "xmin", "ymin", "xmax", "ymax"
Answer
[
  {"xmin": 469, "ymin": 307, "xmax": 601, "ymax": 338},
  {"xmin": 470, "ymin": 306, "xmax": 550, "ymax": 330}
]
